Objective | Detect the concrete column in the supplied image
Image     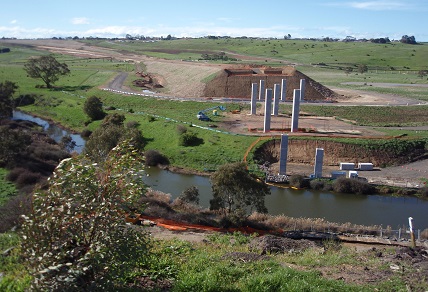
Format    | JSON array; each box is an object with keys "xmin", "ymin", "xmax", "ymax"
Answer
[
  {"xmin": 279, "ymin": 134, "xmax": 288, "ymax": 175},
  {"xmin": 259, "ymin": 79, "xmax": 265, "ymax": 101},
  {"xmin": 280, "ymin": 79, "xmax": 287, "ymax": 101},
  {"xmin": 263, "ymin": 88, "xmax": 272, "ymax": 133},
  {"xmin": 299, "ymin": 79, "xmax": 306, "ymax": 101},
  {"xmin": 291, "ymin": 89, "xmax": 301, "ymax": 132},
  {"xmin": 250, "ymin": 83, "xmax": 258, "ymax": 115},
  {"xmin": 272, "ymin": 83, "xmax": 280, "ymax": 116},
  {"xmin": 314, "ymin": 148, "xmax": 324, "ymax": 178}
]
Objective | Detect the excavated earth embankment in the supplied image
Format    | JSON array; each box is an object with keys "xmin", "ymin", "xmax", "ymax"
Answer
[
  {"xmin": 254, "ymin": 139, "xmax": 427, "ymax": 167},
  {"xmin": 203, "ymin": 65, "xmax": 338, "ymax": 100}
]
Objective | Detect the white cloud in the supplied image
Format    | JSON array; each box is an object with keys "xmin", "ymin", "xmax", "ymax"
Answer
[
  {"xmin": 71, "ymin": 17, "xmax": 90, "ymax": 25},
  {"xmin": 216, "ymin": 17, "xmax": 240, "ymax": 23},
  {"xmin": 326, "ymin": 1, "xmax": 409, "ymax": 11},
  {"xmin": 0, "ymin": 26, "xmax": 58, "ymax": 38},
  {"xmin": 350, "ymin": 1, "xmax": 406, "ymax": 10},
  {"xmin": 10, "ymin": 20, "xmax": 17, "ymax": 24}
]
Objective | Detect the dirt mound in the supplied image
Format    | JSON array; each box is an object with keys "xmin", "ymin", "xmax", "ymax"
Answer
[
  {"xmin": 249, "ymin": 235, "xmax": 316, "ymax": 254},
  {"xmin": 203, "ymin": 65, "xmax": 338, "ymax": 100},
  {"xmin": 132, "ymin": 71, "xmax": 163, "ymax": 89},
  {"xmin": 394, "ymin": 246, "xmax": 428, "ymax": 263}
]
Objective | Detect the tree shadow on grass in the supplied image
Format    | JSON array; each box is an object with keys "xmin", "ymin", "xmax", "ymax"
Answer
[{"xmin": 54, "ymin": 85, "xmax": 93, "ymax": 92}]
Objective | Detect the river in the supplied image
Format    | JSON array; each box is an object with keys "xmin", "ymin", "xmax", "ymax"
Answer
[
  {"xmin": 143, "ymin": 164, "xmax": 428, "ymax": 230},
  {"xmin": 12, "ymin": 111, "xmax": 85, "ymax": 153},
  {"xmin": 12, "ymin": 111, "xmax": 428, "ymax": 230}
]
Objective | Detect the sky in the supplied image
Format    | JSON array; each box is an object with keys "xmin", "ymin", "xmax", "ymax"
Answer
[{"xmin": 1, "ymin": 0, "xmax": 427, "ymax": 41}]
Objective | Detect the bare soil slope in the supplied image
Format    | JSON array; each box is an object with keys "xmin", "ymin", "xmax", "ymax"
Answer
[{"xmin": 204, "ymin": 65, "xmax": 338, "ymax": 100}]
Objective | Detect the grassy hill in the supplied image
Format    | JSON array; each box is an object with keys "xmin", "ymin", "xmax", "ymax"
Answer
[{"xmin": 84, "ymin": 38, "xmax": 428, "ymax": 70}]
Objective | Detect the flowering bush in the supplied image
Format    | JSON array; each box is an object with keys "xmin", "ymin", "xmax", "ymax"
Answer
[{"xmin": 21, "ymin": 141, "xmax": 151, "ymax": 290}]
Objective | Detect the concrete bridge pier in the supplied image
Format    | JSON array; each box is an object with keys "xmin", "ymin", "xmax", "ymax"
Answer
[
  {"xmin": 263, "ymin": 88, "xmax": 272, "ymax": 133},
  {"xmin": 291, "ymin": 89, "xmax": 301, "ymax": 132}
]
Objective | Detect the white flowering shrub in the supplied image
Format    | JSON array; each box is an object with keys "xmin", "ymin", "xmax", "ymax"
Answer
[{"xmin": 21, "ymin": 141, "xmax": 151, "ymax": 290}]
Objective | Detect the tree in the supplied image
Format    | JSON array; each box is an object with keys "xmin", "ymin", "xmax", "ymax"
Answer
[
  {"xmin": 0, "ymin": 81, "xmax": 18, "ymax": 119},
  {"xmin": 0, "ymin": 126, "xmax": 31, "ymax": 165},
  {"xmin": 101, "ymin": 112, "xmax": 125, "ymax": 127},
  {"xmin": 357, "ymin": 64, "xmax": 368, "ymax": 74},
  {"xmin": 84, "ymin": 114, "xmax": 144, "ymax": 163},
  {"xmin": 21, "ymin": 141, "xmax": 151, "ymax": 290},
  {"xmin": 83, "ymin": 95, "xmax": 105, "ymax": 121},
  {"xmin": 400, "ymin": 35, "xmax": 417, "ymax": 44},
  {"xmin": 24, "ymin": 55, "xmax": 70, "ymax": 88},
  {"xmin": 210, "ymin": 162, "xmax": 270, "ymax": 217},
  {"xmin": 179, "ymin": 186, "xmax": 200, "ymax": 205},
  {"xmin": 418, "ymin": 70, "xmax": 428, "ymax": 78},
  {"xmin": 344, "ymin": 67, "xmax": 353, "ymax": 75}
]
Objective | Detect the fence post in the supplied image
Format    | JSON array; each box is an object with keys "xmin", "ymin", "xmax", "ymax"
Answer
[
  {"xmin": 398, "ymin": 228, "xmax": 401, "ymax": 240},
  {"xmin": 380, "ymin": 229, "xmax": 383, "ymax": 237}
]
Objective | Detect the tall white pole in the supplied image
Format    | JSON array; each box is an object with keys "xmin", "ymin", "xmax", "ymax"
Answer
[{"xmin": 409, "ymin": 217, "xmax": 416, "ymax": 248}]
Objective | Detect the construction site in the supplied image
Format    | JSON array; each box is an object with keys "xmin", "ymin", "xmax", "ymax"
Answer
[{"xmin": 203, "ymin": 65, "xmax": 338, "ymax": 101}]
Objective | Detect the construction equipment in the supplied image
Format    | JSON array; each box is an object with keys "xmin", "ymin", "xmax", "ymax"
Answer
[{"xmin": 197, "ymin": 105, "xmax": 226, "ymax": 121}]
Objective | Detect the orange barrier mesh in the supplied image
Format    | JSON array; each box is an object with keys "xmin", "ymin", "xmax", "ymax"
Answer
[{"xmin": 140, "ymin": 215, "xmax": 281, "ymax": 236}]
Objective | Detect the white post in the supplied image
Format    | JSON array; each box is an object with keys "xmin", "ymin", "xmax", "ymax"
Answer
[{"xmin": 409, "ymin": 217, "xmax": 416, "ymax": 248}]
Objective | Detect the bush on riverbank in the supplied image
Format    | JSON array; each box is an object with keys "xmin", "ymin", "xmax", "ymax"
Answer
[
  {"xmin": 144, "ymin": 149, "xmax": 169, "ymax": 166},
  {"xmin": 332, "ymin": 177, "xmax": 375, "ymax": 195}
]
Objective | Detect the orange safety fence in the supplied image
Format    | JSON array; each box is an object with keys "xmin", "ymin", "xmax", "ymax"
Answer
[{"xmin": 140, "ymin": 215, "xmax": 282, "ymax": 236}]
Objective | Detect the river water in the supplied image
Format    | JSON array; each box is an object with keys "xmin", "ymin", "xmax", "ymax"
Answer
[
  {"xmin": 12, "ymin": 111, "xmax": 428, "ymax": 230},
  {"xmin": 143, "ymin": 166, "xmax": 428, "ymax": 230},
  {"xmin": 12, "ymin": 111, "xmax": 85, "ymax": 153}
]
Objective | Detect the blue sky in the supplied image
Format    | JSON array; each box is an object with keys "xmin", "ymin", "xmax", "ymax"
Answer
[{"xmin": 1, "ymin": 0, "xmax": 427, "ymax": 41}]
